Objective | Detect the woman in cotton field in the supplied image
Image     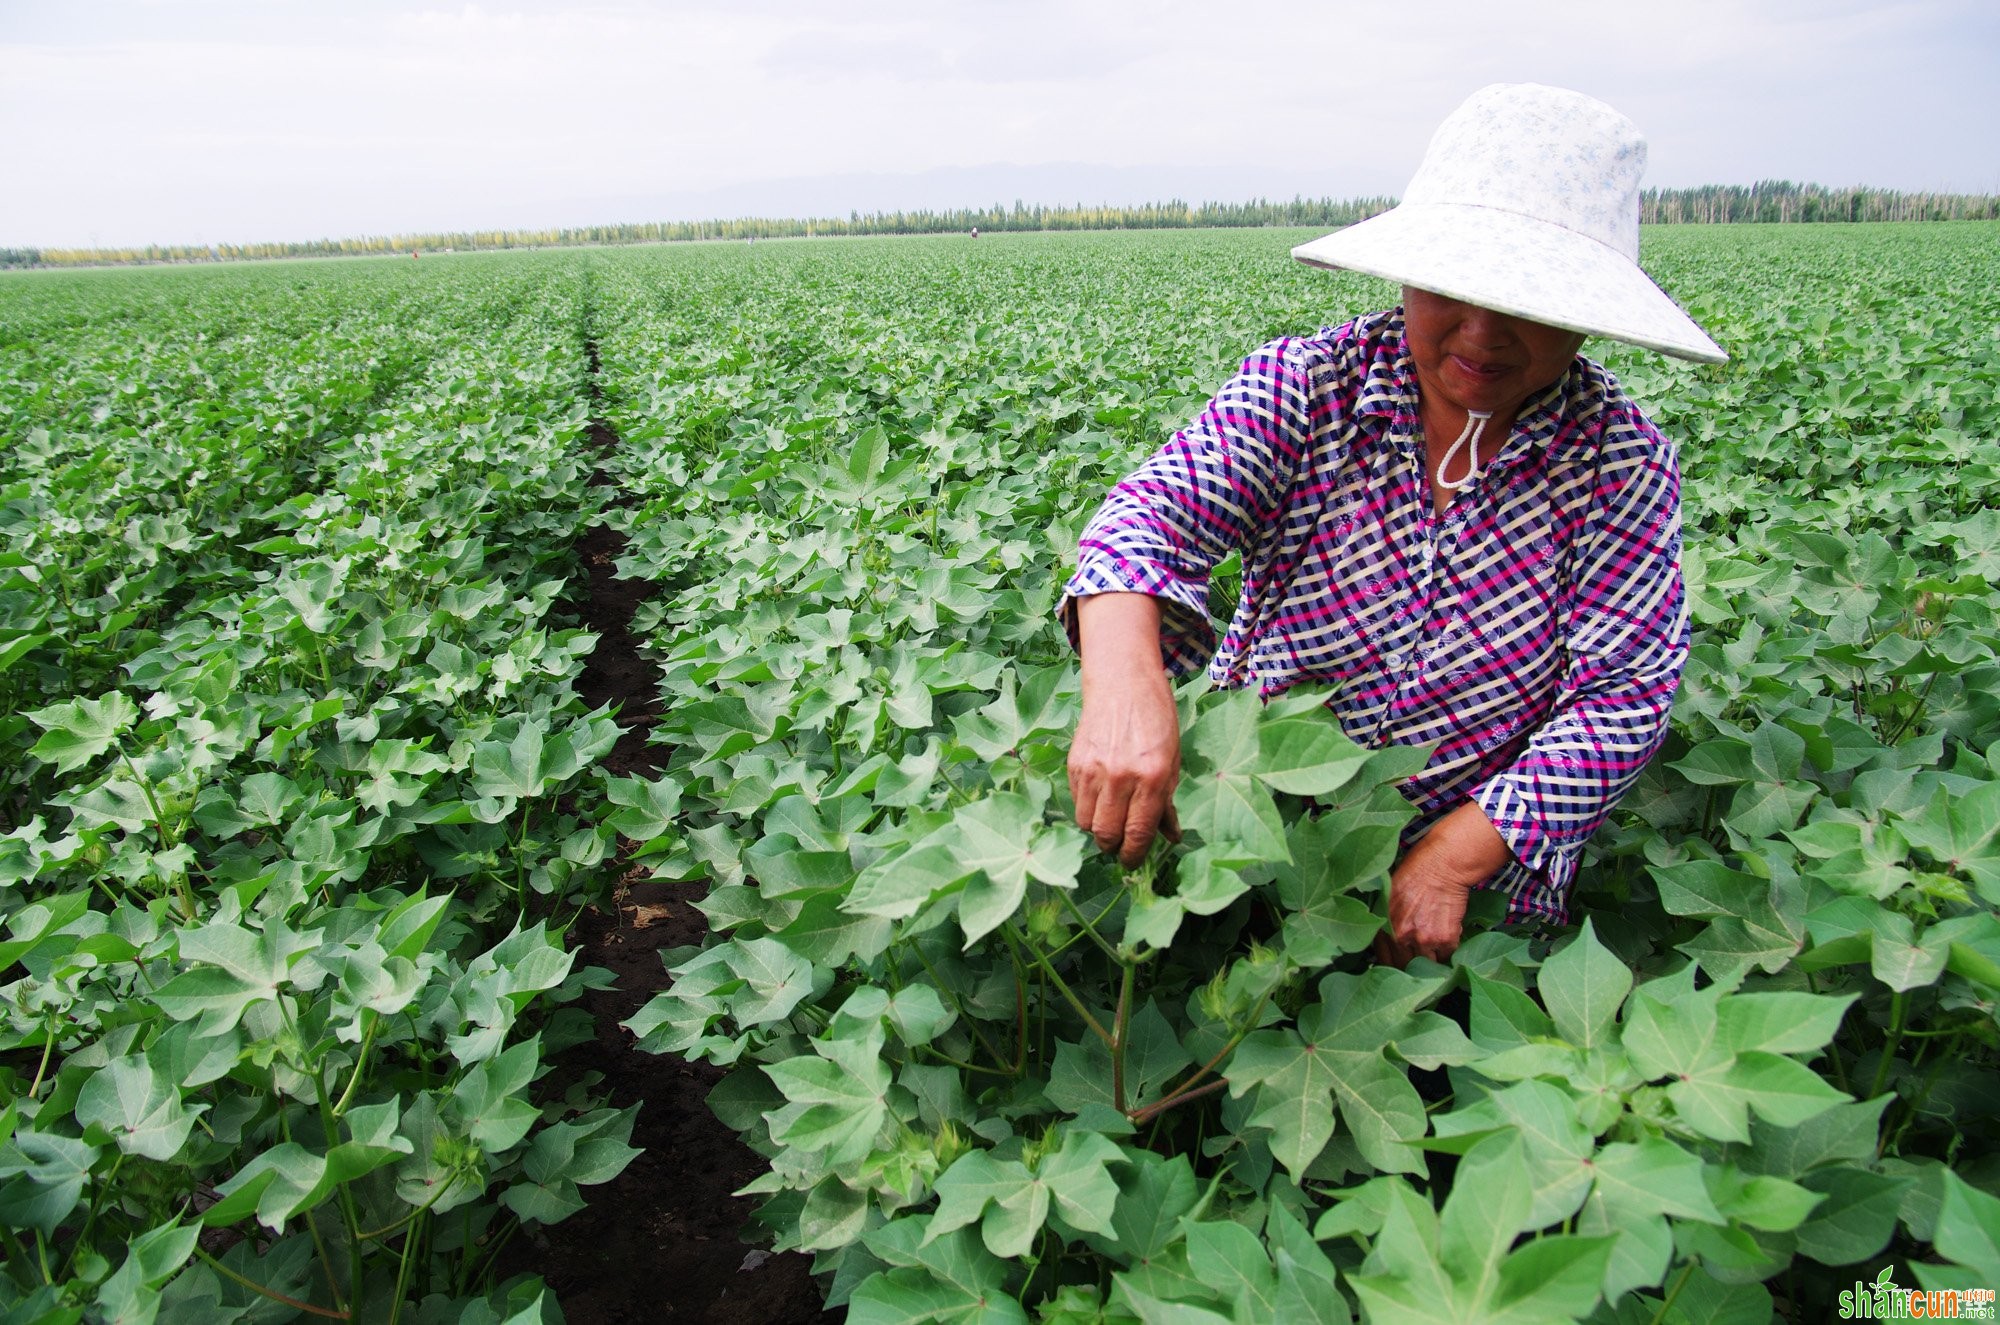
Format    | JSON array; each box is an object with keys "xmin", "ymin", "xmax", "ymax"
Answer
[{"xmin": 1061, "ymin": 84, "xmax": 1726, "ymax": 967}]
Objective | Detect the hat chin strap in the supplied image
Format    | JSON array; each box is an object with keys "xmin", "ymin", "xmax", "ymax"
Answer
[{"xmin": 1435, "ymin": 410, "xmax": 1494, "ymax": 493}]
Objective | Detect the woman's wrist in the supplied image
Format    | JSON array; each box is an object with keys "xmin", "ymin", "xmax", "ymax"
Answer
[{"xmin": 1410, "ymin": 801, "xmax": 1514, "ymax": 890}]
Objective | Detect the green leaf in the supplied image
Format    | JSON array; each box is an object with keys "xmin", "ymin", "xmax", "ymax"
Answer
[
  {"xmin": 1661, "ymin": 1267, "xmax": 1772, "ymax": 1325},
  {"xmin": 205, "ymin": 1142, "xmax": 334, "ymax": 1230},
  {"xmin": 1679, "ymin": 1050, "xmax": 1848, "ymax": 1143},
  {"xmin": 800, "ymin": 1174, "xmax": 870, "ymax": 1251},
  {"xmin": 926, "ymin": 1129, "xmax": 1122, "ymax": 1258},
  {"xmin": 1538, "ymin": 918, "xmax": 1631, "ymax": 1050},
  {"xmin": 779, "ymin": 893, "xmax": 894, "ymax": 965},
  {"xmin": 844, "ymin": 793, "xmax": 1082, "ymax": 945},
  {"xmin": 1035, "ymin": 1129, "xmax": 1123, "ymax": 1239},
  {"xmin": 926, "ymin": 1149, "xmax": 1042, "ymax": 1259},
  {"xmin": 503, "ymin": 1106, "xmax": 639, "ymax": 1226},
  {"xmin": 1898, "ymin": 780, "xmax": 2000, "ymax": 902},
  {"xmin": 1621, "ymin": 974, "xmax": 1730, "ymax": 1085},
  {"xmin": 1652, "ymin": 860, "xmax": 1802, "ymax": 977},
  {"xmin": 1574, "ymin": 1192, "xmax": 1670, "ymax": 1302},
  {"xmin": 1869, "ymin": 912, "xmax": 1952, "ymax": 991},
  {"xmin": 723, "ymin": 936, "xmax": 820, "ymax": 1025},
  {"xmin": 765, "ymin": 1026, "xmax": 891, "ymax": 1165},
  {"xmin": 1179, "ymin": 689, "xmax": 1288, "ymax": 860},
  {"xmin": 1228, "ymin": 966, "xmax": 1446, "ymax": 1178},
  {"xmin": 950, "ymin": 794, "xmax": 1085, "ymax": 945},
  {"xmin": 848, "ymin": 422, "xmax": 890, "ymax": 485},
  {"xmin": 1932, "ymin": 1170, "xmax": 2000, "ymax": 1281},
  {"xmin": 1116, "ymin": 1281, "xmax": 1232, "ymax": 1325},
  {"xmin": 0, "ymin": 1129, "xmax": 99, "ymax": 1233},
  {"xmin": 1593, "ymin": 1136, "xmax": 1724, "ymax": 1223},
  {"xmin": 1433, "ymin": 1080, "xmax": 1596, "ymax": 1228},
  {"xmin": 1269, "ymin": 1200, "xmax": 1353, "ymax": 1325},
  {"xmin": 1742, "ymin": 1095, "xmax": 1890, "ymax": 1178},
  {"xmin": 95, "ymin": 1219, "xmax": 200, "ymax": 1325},
  {"xmin": 1255, "ymin": 717, "xmax": 1371, "ymax": 797},
  {"xmin": 1349, "ymin": 1135, "xmax": 1613, "ymax": 1325},
  {"xmin": 1794, "ymin": 1164, "xmax": 1911, "ymax": 1265},
  {"xmin": 0, "ymin": 891, "xmax": 91, "ymax": 970},
  {"xmin": 76, "ymin": 1056, "xmax": 202, "ymax": 1162},
  {"xmin": 602, "ymin": 774, "xmax": 685, "ymax": 841},
  {"xmin": 452, "ymin": 1037, "xmax": 542, "ymax": 1152},
  {"xmin": 1468, "ymin": 970, "xmax": 1556, "ymax": 1052},
  {"xmin": 1095, "ymin": 1151, "xmax": 1197, "ymax": 1262},
  {"xmin": 28, "ymin": 690, "xmax": 138, "ymax": 773},
  {"xmin": 1182, "ymin": 1218, "xmax": 1278, "ymax": 1319},
  {"xmin": 1275, "ymin": 815, "xmax": 1397, "ymax": 968},
  {"xmin": 155, "ymin": 918, "xmax": 317, "ymax": 1036},
  {"xmin": 1671, "ymin": 737, "xmax": 1754, "ymax": 787},
  {"xmin": 1718, "ymin": 991, "xmax": 1856, "ymax": 1055},
  {"xmin": 848, "ymin": 1266, "xmax": 1028, "ymax": 1324},
  {"xmin": 470, "ymin": 720, "xmax": 560, "ymax": 803},
  {"xmin": 378, "ymin": 888, "xmax": 452, "ymax": 963},
  {"xmin": 1706, "ymin": 1165, "xmax": 1824, "ymax": 1231}
]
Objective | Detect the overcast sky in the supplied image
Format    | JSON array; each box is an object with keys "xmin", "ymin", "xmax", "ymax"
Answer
[{"xmin": 3, "ymin": 0, "xmax": 1996, "ymax": 248}]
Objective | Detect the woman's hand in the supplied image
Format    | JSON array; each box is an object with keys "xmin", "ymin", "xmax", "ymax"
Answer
[
  {"xmin": 1375, "ymin": 801, "xmax": 1512, "ymax": 967},
  {"xmin": 1069, "ymin": 594, "xmax": 1183, "ymax": 868}
]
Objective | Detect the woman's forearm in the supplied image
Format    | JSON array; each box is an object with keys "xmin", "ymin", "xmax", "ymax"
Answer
[
  {"xmin": 1076, "ymin": 593, "xmax": 1167, "ymax": 682},
  {"xmin": 1070, "ymin": 594, "xmax": 1182, "ymax": 867}
]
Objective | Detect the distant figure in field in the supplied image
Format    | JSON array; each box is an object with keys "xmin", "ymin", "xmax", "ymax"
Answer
[
  {"xmin": 971, "ymin": 227, "xmax": 980, "ymax": 239},
  {"xmin": 411, "ymin": 250, "xmax": 419, "ymax": 260}
]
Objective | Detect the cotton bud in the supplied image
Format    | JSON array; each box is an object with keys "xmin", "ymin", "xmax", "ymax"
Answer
[{"xmin": 1024, "ymin": 897, "xmax": 1069, "ymax": 946}]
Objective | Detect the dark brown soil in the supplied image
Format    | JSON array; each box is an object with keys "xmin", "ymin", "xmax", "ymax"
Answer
[
  {"xmin": 515, "ymin": 351, "xmax": 836, "ymax": 1323},
  {"xmin": 517, "ymin": 875, "xmax": 833, "ymax": 1323}
]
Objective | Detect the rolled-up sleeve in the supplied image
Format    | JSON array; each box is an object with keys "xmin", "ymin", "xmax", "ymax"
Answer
[
  {"xmin": 1471, "ymin": 425, "xmax": 1690, "ymax": 914},
  {"xmin": 1059, "ymin": 339, "xmax": 1314, "ymax": 675}
]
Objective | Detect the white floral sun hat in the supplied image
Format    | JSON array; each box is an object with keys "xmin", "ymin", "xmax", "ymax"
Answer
[{"xmin": 1292, "ymin": 83, "xmax": 1727, "ymax": 363}]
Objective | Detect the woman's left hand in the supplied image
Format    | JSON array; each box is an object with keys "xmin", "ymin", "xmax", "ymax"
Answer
[{"xmin": 1375, "ymin": 802, "xmax": 1512, "ymax": 967}]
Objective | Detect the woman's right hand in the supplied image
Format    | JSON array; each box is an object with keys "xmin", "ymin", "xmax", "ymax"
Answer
[{"xmin": 1069, "ymin": 594, "xmax": 1183, "ymax": 868}]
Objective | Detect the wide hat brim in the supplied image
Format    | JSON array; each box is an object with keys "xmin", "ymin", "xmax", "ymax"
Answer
[{"xmin": 1293, "ymin": 202, "xmax": 1727, "ymax": 363}]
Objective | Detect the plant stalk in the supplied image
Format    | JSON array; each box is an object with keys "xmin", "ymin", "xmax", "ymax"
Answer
[
  {"xmin": 1111, "ymin": 963, "xmax": 1135, "ymax": 1113},
  {"xmin": 1869, "ymin": 989, "xmax": 1909, "ymax": 1101},
  {"xmin": 194, "ymin": 1246, "xmax": 351, "ymax": 1320},
  {"xmin": 1005, "ymin": 922, "xmax": 1112, "ymax": 1048}
]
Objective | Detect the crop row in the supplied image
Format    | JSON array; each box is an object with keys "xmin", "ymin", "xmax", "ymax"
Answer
[{"xmin": 2, "ymin": 255, "xmax": 640, "ymax": 1322}]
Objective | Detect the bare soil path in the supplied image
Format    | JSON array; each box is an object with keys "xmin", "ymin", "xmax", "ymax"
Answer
[{"xmin": 511, "ymin": 343, "xmax": 835, "ymax": 1323}]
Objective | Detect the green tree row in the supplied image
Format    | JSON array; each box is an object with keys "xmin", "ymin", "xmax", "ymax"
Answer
[
  {"xmin": 1641, "ymin": 180, "xmax": 1999, "ymax": 224},
  {"xmin": 7, "ymin": 184, "xmax": 1995, "ymax": 269}
]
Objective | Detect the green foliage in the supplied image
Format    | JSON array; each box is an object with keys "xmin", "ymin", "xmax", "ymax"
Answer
[
  {"xmin": 592, "ymin": 222, "xmax": 2000, "ymax": 1323},
  {"xmin": 3, "ymin": 222, "xmax": 1998, "ymax": 1322},
  {"xmin": 0, "ymin": 255, "xmax": 632, "ymax": 1318}
]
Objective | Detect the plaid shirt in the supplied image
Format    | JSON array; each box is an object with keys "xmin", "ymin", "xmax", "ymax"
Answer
[{"xmin": 1061, "ymin": 308, "xmax": 1688, "ymax": 922}]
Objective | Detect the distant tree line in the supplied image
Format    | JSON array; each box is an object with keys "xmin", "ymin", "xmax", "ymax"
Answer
[
  {"xmin": 6, "ymin": 185, "xmax": 1995, "ymax": 269},
  {"xmin": 1641, "ymin": 181, "xmax": 1998, "ymax": 224}
]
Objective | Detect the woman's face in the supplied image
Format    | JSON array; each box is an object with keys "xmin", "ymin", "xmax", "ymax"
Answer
[{"xmin": 1402, "ymin": 287, "xmax": 1586, "ymax": 421}]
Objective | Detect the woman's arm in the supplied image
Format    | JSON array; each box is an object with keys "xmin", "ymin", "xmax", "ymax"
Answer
[
  {"xmin": 1060, "ymin": 338, "xmax": 1319, "ymax": 671},
  {"xmin": 1061, "ymin": 338, "xmax": 1323, "ymax": 862}
]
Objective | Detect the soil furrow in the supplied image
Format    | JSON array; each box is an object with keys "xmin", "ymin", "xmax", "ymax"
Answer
[{"xmin": 516, "ymin": 340, "xmax": 833, "ymax": 1324}]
